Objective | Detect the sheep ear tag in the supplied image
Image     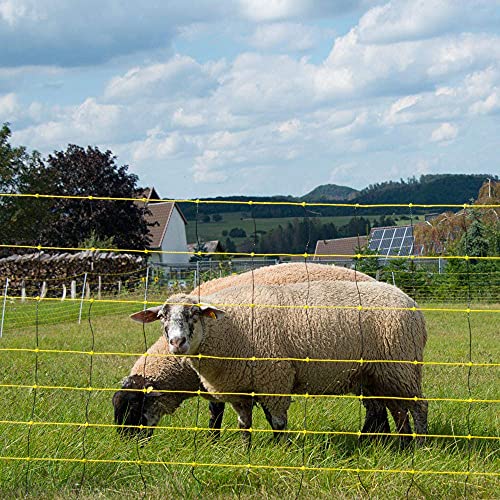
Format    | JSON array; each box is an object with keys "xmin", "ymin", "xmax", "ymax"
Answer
[{"xmin": 198, "ymin": 304, "xmax": 225, "ymax": 320}]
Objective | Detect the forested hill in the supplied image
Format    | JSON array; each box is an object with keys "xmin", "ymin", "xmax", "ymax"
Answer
[
  {"xmin": 301, "ymin": 184, "xmax": 359, "ymax": 201},
  {"xmin": 178, "ymin": 174, "xmax": 497, "ymax": 219},
  {"xmin": 354, "ymin": 174, "xmax": 496, "ymax": 205}
]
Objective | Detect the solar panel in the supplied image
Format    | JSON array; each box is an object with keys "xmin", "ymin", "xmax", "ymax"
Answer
[{"xmin": 368, "ymin": 225, "xmax": 415, "ymax": 259}]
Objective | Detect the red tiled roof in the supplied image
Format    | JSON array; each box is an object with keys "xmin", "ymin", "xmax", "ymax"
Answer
[
  {"xmin": 144, "ymin": 202, "xmax": 187, "ymax": 249},
  {"xmin": 135, "ymin": 187, "xmax": 187, "ymax": 249},
  {"xmin": 314, "ymin": 235, "xmax": 368, "ymax": 260}
]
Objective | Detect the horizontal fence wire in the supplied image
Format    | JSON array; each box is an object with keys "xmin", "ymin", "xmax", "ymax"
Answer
[
  {"xmin": 1, "ymin": 191, "xmax": 499, "ymax": 209},
  {"xmin": 0, "ymin": 383, "xmax": 498, "ymax": 405},
  {"xmin": 1, "ymin": 192, "xmax": 499, "ymax": 494},
  {"xmin": 0, "ymin": 455, "xmax": 498, "ymax": 478},
  {"xmin": 2, "ymin": 294, "xmax": 499, "ymax": 314},
  {"xmin": 1, "ymin": 243, "xmax": 499, "ymax": 261},
  {"xmin": 1, "ymin": 419, "xmax": 498, "ymax": 441},
  {"xmin": 1, "ymin": 347, "xmax": 499, "ymax": 369}
]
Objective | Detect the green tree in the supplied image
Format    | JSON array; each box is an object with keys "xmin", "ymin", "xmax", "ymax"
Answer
[
  {"xmin": 21, "ymin": 144, "xmax": 151, "ymax": 250},
  {"xmin": 0, "ymin": 124, "xmax": 47, "ymax": 252}
]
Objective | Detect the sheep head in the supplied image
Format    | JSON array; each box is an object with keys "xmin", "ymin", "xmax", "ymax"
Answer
[
  {"xmin": 130, "ymin": 295, "xmax": 225, "ymax": 355},
  {"xmin": 112, "ymin": 374, "xmax": 186, "ymax": 440}
]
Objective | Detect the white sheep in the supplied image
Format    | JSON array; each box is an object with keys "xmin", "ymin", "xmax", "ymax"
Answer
[
  {"xmin": 132, "ymin": 280, "xmax": 428, "ymax": 445},
  {"xmin": 115, "ymin": 263, "xmax": 391, "ymax": 440}
]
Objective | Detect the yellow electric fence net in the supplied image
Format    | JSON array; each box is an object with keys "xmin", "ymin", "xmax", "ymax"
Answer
[{"xmin": 0, "ymin": 193, "xmax": 498, "ymax": 497}]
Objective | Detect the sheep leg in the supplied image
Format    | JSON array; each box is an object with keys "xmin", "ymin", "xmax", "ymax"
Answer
[
  {"xmin": 208, "ymin": 401, "xmax": 226, "ymax": 440},
  {"xmin": 387, "ymin": 401, "xmax": 412, "ymax": 448},
  {"xmin": 231, "ymin": 400, "xmax": 253, "ymax": 447},
  {"xmin": 360, "ymin": 399, "xmax": 391, "ymax": 442},
  {"xmin": 258, "ymin": 396, "xmax": 290, "ymax": 442},
  {"xmin": 410, "ymin": 399, "xmax": 428, "ymax": 444}
]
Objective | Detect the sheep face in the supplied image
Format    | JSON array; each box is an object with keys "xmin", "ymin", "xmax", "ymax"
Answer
[
  {"xmin": 112, "ymin": 375, "xmax": 184, "ymax": 439},
  {"xmin": 130, "ymin": 297, "xmax": 225, "ymax": 355}
]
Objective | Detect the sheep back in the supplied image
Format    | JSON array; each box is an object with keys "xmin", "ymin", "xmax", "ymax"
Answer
[{"xmin": 191, "ymin": 262, "xmax": 374, "ymax": 297}]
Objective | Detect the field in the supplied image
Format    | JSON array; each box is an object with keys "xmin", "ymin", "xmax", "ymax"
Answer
[
  {"xmin": 0, "ymin": 296, "xmax": 498, "ymax": 498},
  {"xmin": 186, "ymin": 213, "xmax": 425, "ymax": 245}
]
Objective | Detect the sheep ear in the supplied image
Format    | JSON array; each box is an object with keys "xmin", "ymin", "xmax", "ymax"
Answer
[
  {"xmin": 195, "ymin": 304, "xmax": 225, "ymax": 320},
  {"xmin": 130, "ymin": 306, "xmax": 163, "ymax": 323}
]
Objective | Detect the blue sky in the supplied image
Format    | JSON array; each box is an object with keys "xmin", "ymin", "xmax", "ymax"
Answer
[{"xmin": 1, "ymin": 0, "xmax": 499, "ymax": 198}]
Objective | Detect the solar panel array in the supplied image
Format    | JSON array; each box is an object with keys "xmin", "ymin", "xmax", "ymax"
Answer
[{"xmin": 368, "ymin": 225, "xmax": 415, "ymax": 258}]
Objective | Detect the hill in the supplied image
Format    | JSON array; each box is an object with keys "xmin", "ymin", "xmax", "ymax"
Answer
[
  {"xmin": 178, "ymin": 173, "xmax": 498, "ymax": 220},
  {"xmin": 354, "ymin": 174, "xmax": 496, "ymax": 206},
  {"xmin": 301, "ymin": 184, "xmax": 359, "ymax": 201}
]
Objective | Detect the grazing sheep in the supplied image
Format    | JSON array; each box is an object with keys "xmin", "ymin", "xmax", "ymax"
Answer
[
  {"xmin": 115, "ymin": 263, "xmax": 389, "ymax": 439},
  {"xmin": 134, "ymin": 281, "xmax": 428, "ymax": 445}
]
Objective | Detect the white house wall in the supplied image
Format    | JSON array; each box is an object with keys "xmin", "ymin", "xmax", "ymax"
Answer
[{"xmin": 160, "ymin": 209, "xmax": 189, "ymax": 264}]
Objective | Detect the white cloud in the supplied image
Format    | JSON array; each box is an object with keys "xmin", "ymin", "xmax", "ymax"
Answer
[
  {"xmin": 238, "ymin": 0, "xmax": 369, "ymax": 22},
  {"xmin": 12, "ymin": 97, "xmax": 123, "ymax": 148},
  {"xmin": 431, "ymin": 122, "xmax": 458, "ymax": 143},
  {"xmin": 357, "ymin": 0, "xmax": 500, "ymax": 44},
  {"xmin": 248, "ymin": 22, "xmax": 325, "ymax": 51},
  {"xmin": 469, "ymin": 92, "xmax": 500, "ymax": 115},
  {"xmin": 0, "ymin": 92, "xmax": 18, "ymax": 116},
  {"xmin": 239, "ymin": 0, "xmax": 313, "ymax": 22},
  {"xmin": 274, "ymin": 118, "xmax": 301, "ymax": 138},
  {"xmin": 104, "ymin": 55, "xmax": 218, "ymax": 101},
  {"xmin": 172, "ymin": 107, "xmax": 206, "ymax": 128}
]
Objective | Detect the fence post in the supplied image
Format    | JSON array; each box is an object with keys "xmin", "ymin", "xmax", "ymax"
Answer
[
  {"xmin": 98, "ymin": 276, "xmax": 102, "ymax": 300},
  {"xmin": 40, "ymin": 281, "xmax": 47, "ymax": 299},
  {"xmin": 71, "ymin": 280, "xmax": 77, "ymax": 299},
  {"xmin": 143, "ymin": 267, "xmax": 150, "ymax": 309},
  {"xmin": 21, "ymin": 280, "xmax": 26, "ymax": 302},
  {"xmin": 0, "ymin": 278, "xmax": 9, "ymax": 338},
  {"xmin": 62, "ymin": 284, "xmax": 67, "ymax": 301},
  {"xmin": 78, "ymin": 273, "xmax": 88, "ymax": 325},
  {"xmin": 118, "ymin": 279, "xmax": 122, "ymax": 295}
]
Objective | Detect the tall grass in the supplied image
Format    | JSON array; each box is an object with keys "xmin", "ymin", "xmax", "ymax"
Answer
[{"xmin": 0, "ymin": 299, "xmax": 498, "ymax": 498}]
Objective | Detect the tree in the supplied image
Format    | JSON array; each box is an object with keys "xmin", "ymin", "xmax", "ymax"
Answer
[
  {"xmin": 0, "ymin": 123, "xmax": 26, "ymax": 193},
  {"xmin": 229, "ymin": 227, "xmax": 247, "ymax": 238},
  {"xmin": 0, "ymin": 124, "xmax": 47, "ymax": 253},
  {"xmin": 19, "ymin": 144, "xmax": 151, "ymax": 250}
]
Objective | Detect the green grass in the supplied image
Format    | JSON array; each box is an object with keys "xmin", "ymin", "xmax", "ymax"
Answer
[
  {"xmin": 186, "ymin": 213, "xmax": 424, "ymax": 244},
  {"xmin": 0, "ymin": 298, "xmax": 498, "ymax": 498}
]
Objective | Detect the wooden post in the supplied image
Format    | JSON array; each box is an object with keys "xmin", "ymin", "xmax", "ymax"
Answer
[
  {"xmin": 21, "ymin": 280, "xmax": 26, "ymax": 302},
  {"xmin": 118, "ymin": 280, "xmax": 122, "ymax": 295},
  {"xmin": 71, "ymin": 280, "xmax": 77, "ymax": 299},
  {"xmin": 40, "ymin": 281, "xmax": 47, "ymax": 299},
  {"xmin": 62, "ymin": 284, "xmax": 67, "ymax": 301},
  {"xmin": 0, "ymin": 278, "xmax": 9, "ymax": 338},
  {"xmin": 98, "ymin": 276, "xmax": 102, "ymax": 300}
]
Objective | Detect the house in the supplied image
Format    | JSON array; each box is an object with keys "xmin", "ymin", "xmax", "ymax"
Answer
[
  {"xmin": 313, "ymin": 235, "xmax": 368, "ymax": 265},
  {"xmin": 137, "ymin": 188, "xmax": 189, "ymax": 265},
  {"xmin": 187, "ymin": 240, "xmax": 225, "ymax": 259}
]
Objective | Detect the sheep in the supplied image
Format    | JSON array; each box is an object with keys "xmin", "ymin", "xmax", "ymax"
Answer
[
  {"xmin": 114, "ymin": 263, "xmax": 389, "ymax": 440},
  {"xmin": 134, "ymin": 280, "xmax": 428, "ymax": 445}
]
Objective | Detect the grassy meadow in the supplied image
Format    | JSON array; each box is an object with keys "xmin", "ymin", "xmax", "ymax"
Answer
[
  {"xmin": 0, "ymin": 295, "xmax": 498, "ymax": 498},
  {"xmin": 185, "ymin": 213, "xmax": 425, "ymax": 245}
]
